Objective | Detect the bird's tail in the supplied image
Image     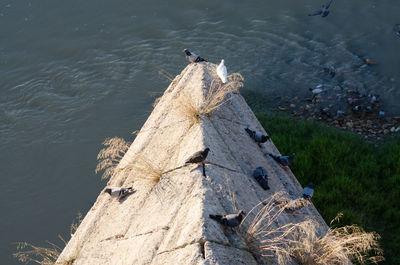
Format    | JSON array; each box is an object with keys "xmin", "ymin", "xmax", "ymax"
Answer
[
  {"xmin": 209, "ymin": 214, "xmax": 223, "ymax": 222},
  {"xmin": 245, "ymin": 128, "xmax": 254, "ymax": 138},
  {"xmin": 269, "ymin": 153, "xmax": 277, "ymax": 159}
]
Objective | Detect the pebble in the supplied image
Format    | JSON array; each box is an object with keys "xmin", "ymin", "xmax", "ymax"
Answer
[
  {"xmin": 390, "ymin": 127, "xmax": 396, "ymax": 133},
  {"xmin": 290, "ymin": 104, "xmax": 296, "ymax": 108},
  {"xmin": 384, "ymin": 129, "xmax": 389, "ymax": 135},
  {"xmin": 346, "ymin": 121, "xmax": 354, "ymax": 128},
  {"xmin": 382, "ymin": 124, "xmax": 392, "ymax": 130},
  {"xmin": 396, "ymin": 127, "xmax": 400, "ymax": 132}
]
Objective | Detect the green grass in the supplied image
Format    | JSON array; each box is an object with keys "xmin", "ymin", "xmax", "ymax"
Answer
[{"xmin": 256, "ymin": 111, "xmax": 400, "ymax": 264}]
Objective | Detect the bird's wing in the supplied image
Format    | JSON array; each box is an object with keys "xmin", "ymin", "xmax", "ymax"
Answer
[
  {"xmin": 221, "ymin": 65, "xmax": 228, "ymax": 78},
  {"xmin": 325, "ymin": 0, "xmax": 333, "ymax": 9},
  {"xmin": 308, "ymin": 9, "xmax": 323, "ymax": 16},
  {"xmin": 186, "ymin": 151, "xmax": 203, "ymax": 163}
]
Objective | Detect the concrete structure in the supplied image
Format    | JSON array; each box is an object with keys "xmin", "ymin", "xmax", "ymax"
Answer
[{"xmin": 57, "ymin": 63, "xmax": 328, "ymax": 265}]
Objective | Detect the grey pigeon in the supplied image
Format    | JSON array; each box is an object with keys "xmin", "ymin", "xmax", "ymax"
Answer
[
  {"xmin": 185, "ymin": 148, "xmax": 210, "ymax": 165},
  {"xmin": 104, "ymin": 187, "xmax": 135, "ymax": 201},
  {"xmin": 302, "ymin": 182, "xmax": 314, "ymax": 200},
  {"xmin": 183, "ymin": 49, "xmax": 207, "ymax": 63},
  {"xmin": 395, "ymin": 24, "xmax": 400, "ymax": 37},
  {"xmin": 245, "ymin": 127, "xmax": 270, "ymax": 143},
  {"xmin": 309, "ymin": 0, "xmax": 333, "ymax": 17},
  {"xmin": 253, "ymin": 167, "xmax": 270, "ymax": 190},
  {"xmin": 209, "ymin": 210, "xmax": 245, "ymax": 228},
  {"xmin": 269, "ymin": 153, "xmax": 296, "ymax": 167}
]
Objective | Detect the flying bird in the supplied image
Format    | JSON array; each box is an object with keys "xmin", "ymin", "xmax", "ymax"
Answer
[
  {"xmin": 185, "ymin": 148, "xmax": 210, "ymax": 165},
  {"xmin": 183, "ymin": 49, "xmax": 207, "ymax": 63},
  {"xmin": 308, "ymin": 0, "xmax": 333, "ymax": 17},
  {"xmin": 302, "ymin": 182, "xmax": 314, "ymax": 200},
  {"xmin": 104, "ymin": 187, "xmax": 135, "ymax": 201},
  {"xmin": 216, "ymin": 59, "xmax": 228, "ymax": 83},
  {"xmin": 253, "ymin": 167, "xmax": 270, "ymax": 190},
  {"xmin": 245, "ymin": 127, "xmax": 270, "ymax": 144},
  {"xmin": 395, "ymin": 24, "xmax": 400, "ymax": 37},
  {"xmin": 269, "ymin": 153, "xmax": 296, "ymax": 167},
  {"xmin": 209, "ymin": 210, "xmax": 245, "ymax": 228}
]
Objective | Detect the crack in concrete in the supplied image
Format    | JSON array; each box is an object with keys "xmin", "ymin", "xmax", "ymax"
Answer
[{"xmin": 148, "ymin": 174, "xmax": 200, "ymax": 264}]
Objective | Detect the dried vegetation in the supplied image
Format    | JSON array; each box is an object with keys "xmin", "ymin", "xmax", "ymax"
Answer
[
  {"xmin": 240, "ymin": 193, "xmax": 384, "ymax": 264},
  {"xmin": 176, "ymin": 73, "xmax": 244, "ymax": 127}
]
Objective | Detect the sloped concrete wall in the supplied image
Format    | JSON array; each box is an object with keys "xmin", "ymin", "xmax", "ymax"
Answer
[{"xmin": 57, "ymin": 63, "xmax": 328, "ymax": 265}]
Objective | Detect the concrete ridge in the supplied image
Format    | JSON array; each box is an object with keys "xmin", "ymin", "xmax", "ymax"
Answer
[{"xmin": 57, "ymin": 62, "xmax": 328, "ymax": 265}]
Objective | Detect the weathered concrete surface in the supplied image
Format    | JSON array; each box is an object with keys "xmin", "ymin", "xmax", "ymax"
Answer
[{"xmin": 57, "ymin": 62, "xmax": 328, "ymax": 265}]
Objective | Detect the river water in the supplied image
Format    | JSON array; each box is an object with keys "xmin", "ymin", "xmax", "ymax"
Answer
[{"xmin": 1, "ymin": 0, "xmax": 399, "ymax": 264}]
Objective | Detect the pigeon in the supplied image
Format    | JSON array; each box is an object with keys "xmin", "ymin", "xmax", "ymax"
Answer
[
  {"xmin": 104, "ymin": 187, "xmax": 135, "ymax": 201},
  {"xmin": 245, "ymin": 127, "xmax": 270, "ymax": 144},
  {"xmin": 302, "ymin": 182, "xmax": 314, "ymax": 200},
  {"xmin": 310, "ymin": 85, "xmax": 325, "ymax": 100},
  {"xmin": 253, "ymin": 167, "xmax": 270, "ymax": 190},
  {"xmin": 185, "ymin": 148, "xmax": 210, "ymax": 165},
  {"xmin": 352, "ymin": 105, "xmax": 361, "ymax": 112},
  {"xmin": 216, "ymin": 59, "xmax": 228, "ymax": 83},
  {"xmin": 209, "ymin": 210, "xmax": 245, "ymax": 228},
  {"xmin": 308, "ymin": 0, "xmax": 333, "ymax": 17},
  {"xmin": 183, "ymin": 49, "xmax": 207, "ymax": 63},
  {"xmin": 320, "ymin": 108, "xmax": 332, "ymax": 118},
  {"xmin": 269, "ymin": 153, "xmax": 296, "ymax": 167},
  {"xmin": 395, "ymin": 24, "xmax": 400, "ymax": 37}
]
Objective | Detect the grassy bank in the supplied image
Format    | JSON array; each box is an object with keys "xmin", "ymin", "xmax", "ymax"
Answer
[{"xmin": 256, "ymin": 112, "xmax": 400, "ymax": 264}]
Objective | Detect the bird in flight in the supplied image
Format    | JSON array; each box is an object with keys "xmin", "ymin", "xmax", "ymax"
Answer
[{"xmin": 308, "ymin": 0, "xmax": 333, "ymax": 17}]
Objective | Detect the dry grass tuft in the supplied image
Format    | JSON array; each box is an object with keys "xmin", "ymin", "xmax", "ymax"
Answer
[
  {"xmin": 14, "ymin": 240, "xmax": 62, "ymax": 265},
  {"xmin": 70, "ymin": 212, "xmax": 82, "ymax": 237},
  {"xmin": 291, "ymin": 214, "xmax": 384, "ymax": 265},
  {"xmin": 175, "ymin": 93, "xmax": 202, "ymax": 127},
  {"xmin": 123, "ymin": 153, "xmax": 168, "ymax": 184},
  {"xmin": 240, "ymin": 193, "xmax": 384, "ymax": 265},
  {"xmin": 95, "ymin": 137, "xmax": 171, "ymax": 185},
  {"xmin": 158, "ymin": 68, "xmax": 174, "ymax": 82},
  {"xmin": 240, "ymin": 192, "xmax": 298, "ymax": 264},
  {"xmin": 95, "ymin": 137, "xmax": 131, "ymax": 180},
  {"xmin": 175, "ymin": 73, "xmax": 244, "ymax": 126}
]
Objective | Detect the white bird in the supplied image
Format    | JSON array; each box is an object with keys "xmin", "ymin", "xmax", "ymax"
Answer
[{"xmin": 216, "ymin": 59, "xmax": 228, "ymax": 83}]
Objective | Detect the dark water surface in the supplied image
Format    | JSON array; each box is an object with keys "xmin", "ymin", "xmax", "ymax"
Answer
[{"xmin": 1, "ymin": 0, "xmax": 399, "ymax": 263}]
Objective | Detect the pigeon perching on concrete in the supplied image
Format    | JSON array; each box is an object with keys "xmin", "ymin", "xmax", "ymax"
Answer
[
  {"xmin": 253, "ymin": 167, "xmax": 270, "ymax": 190},
  {"xmin": 185, "ymin": 148, "xmax": 210, "ymax": 176},
  {"xmin": 183, "ymin": 49, "xmax": 207, "ymax": 63},
  {"xmin": 245, "ymin": 127, "xmax": 270, "ymax": 145},
  {"xmin": 209, "ymin": 210, "xmax": 245, "ymax": 228},
  {"xmin": 104, "ymin": 187, "xmax": 135, "ymax": 201},
  {"xmin": 302, "ymin": 182, "xmax": 314, "ymax": 200},
  {"xmin": 217, "ymin": 59, "xmax": 228, "ymax": 83},
  {"xmin": 308, "ymin": 0, "xmax": 333, "ymax": 17},
  {"xmin": 269, "ymin": 153, "xmax": 296, "ymax": 167}
]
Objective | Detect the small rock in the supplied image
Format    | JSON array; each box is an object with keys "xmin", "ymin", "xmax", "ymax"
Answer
[
  {"xmin": 396, "ymin": 127, "xmax": 400, "ymax": 132},
  {"xmin": 305, "ymin": 105, "xmax": 312, "ymax": 110},
  {"xmin": 382, "ymin": 124, "xmax": 392, "ymax": 130},
  {"xmin": 346, "ymin": 122, "xmax": 353, "ymax": 128},
  {"xmin": 293, "ymin": 96, "xmax": 299, "ymax": 101},
  {"xmin": 390, "ymin": 127, "xmax": 396, "ymax": 133},
  {"xmin": 384, "ymin": 129, "xmax": 389, "ymax": 135},
  {"xmin": 290, "ymin": 104, "xmax": 296, "ymax": 108}
]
